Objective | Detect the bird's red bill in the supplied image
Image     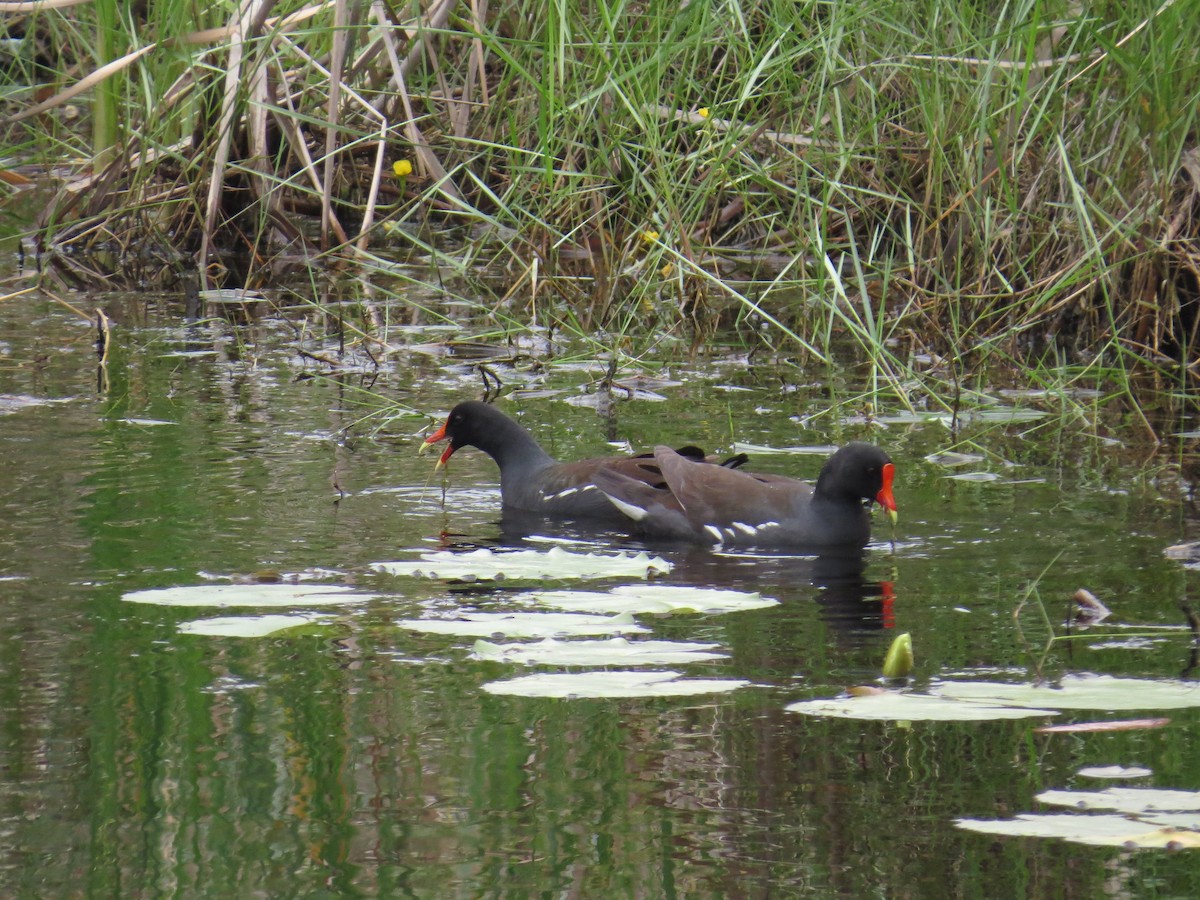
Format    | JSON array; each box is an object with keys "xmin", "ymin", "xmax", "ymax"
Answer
[
  {"xmin": 876, "ymin": 462, "xmax": 898, "ymax": 521},
  {"xmin": 423, "ymin": 422, "xmax": 448, "ymax": 445},
  {"xmin": 420, "ymin": 421, "xmax": 456, "ymax": 467}
]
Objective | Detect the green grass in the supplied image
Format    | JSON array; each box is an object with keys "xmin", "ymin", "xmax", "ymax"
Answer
[{"xmin": 2, "ymin": 0, "xmax": 1198, "ymax": 402}]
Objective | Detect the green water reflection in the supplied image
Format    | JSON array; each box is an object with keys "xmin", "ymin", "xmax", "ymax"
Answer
[{"xmin": 3, "ymin": 295, "xmax": 1200, "ymax": 896}]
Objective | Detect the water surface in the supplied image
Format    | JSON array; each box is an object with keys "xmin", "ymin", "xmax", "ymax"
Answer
[{"xmin": 3, "ymin": 288, "xmax": 1200, "ymax": 897}]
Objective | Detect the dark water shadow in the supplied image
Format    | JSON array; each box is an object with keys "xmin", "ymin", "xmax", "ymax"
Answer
[
  {"xmin": 661, "ymin": 547, "xmax": 895, "ymax": 636},
  {"xmin": 442, "ymin": 511, "xmax": 900, "ymax": 635}
]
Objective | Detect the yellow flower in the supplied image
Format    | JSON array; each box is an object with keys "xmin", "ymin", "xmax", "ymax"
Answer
[
  {"xmin": 641, "ymin": 230, "xmax": 660, "ymax": 244},
  {"xmin": 697, "ymin": 108, "xmax": 710, "ymax": 119},
  {"xmin": 393, "ymin": 159, "xmax": 413, "ymax": 177}
]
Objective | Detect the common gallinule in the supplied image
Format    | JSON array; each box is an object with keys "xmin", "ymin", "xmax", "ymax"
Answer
[
  {"xmin": 591, "ymin": 442, "xmax": 897, "ymax": 548},
  {"xmin": 420, "ymin": 400, "xmax": 747, "ymax": 522}
]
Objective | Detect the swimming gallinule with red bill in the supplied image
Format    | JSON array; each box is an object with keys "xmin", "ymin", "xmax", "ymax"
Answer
[
  {"xmin": 420, "ymin": 400, "xmax": 747, "ymax": 523},
  {"xmin": 591, "ymin": 442, "xmax": 897, "ymax": 548}
]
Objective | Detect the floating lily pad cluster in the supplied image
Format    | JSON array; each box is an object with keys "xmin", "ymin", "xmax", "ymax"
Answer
[
  {"xmin": 121, "ymin": 548, "xmax": 768, "ymax": 698},
  {"xmin": 787, "ymin": 675, "xmax": 1200, "ymax": 721},
  {"xmin": 382, "ymin": 548, "xmax": 767, "ymax": 698},
  {"xmin": 788, "ymin": 674, "xmax": 1200, "ymax": 849},
  {"xmin": 958, "ymin": 787, "xmax": 1200, "ymax": 848},
  {"xmin": 370, "ymin": 546, "xmax": 672, "ymax": 580},
  {"xmin": 123, "ymin": 583, "xmax": 378, "ymax": 637},
  {"xmin": 122, "ymin": 547, "xmax": 1200, "ymax": 845}
]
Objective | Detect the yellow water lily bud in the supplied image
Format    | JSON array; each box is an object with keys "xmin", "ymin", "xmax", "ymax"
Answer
[{"xmin": 881, "ymin": 633, "xmax": 913, "ymax": 678}]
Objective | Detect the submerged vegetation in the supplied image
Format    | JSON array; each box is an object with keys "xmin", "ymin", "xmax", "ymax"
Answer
[{"xmin": 2, "ymin": 0, "xmax": 1199, "ymax": 383}]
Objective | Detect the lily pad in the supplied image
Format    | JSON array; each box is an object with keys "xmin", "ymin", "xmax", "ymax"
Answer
[
  {"xmin": 470, "ymin": 637, "xmax": 727, "ymax": 666},
  {"xmin": 1037, "ymin": 718, "xmax": 1170, "ymax": 734},
  {"xmin": 874, "ymin": 411, "xmax": 946, "ymax": 425},
  {"xmin": 731, "ymin": 442, "xmax": 838, "ymax": 456},
  {"xmin": 1086, "ymin": 638, "xmax": 1167, "ymax": 651},
  {"xmin": 961, "ymin": 407, "xmax": 1048, "ymax": 424},
  {"xmin": 177, "ymin": 614, "xmax": 326, "ymax": 637},
  {"xmin": 789, "ymin": 675, "xmax": 1196, "ymax": 724},
  {"xmin": 960, "ymin": 787, "xmax": 1200, "ymax": 848},
  {"xmin": 1037, "ymin": 787, "xmax": 1200, "ymax": 814},
  {"xmin": 997, "ymin": 388, "xmax": 1050, "ymax": 400},
  {"xmin": 1164, "ymin": 541, "xmax": 1200, "ymax": 561},
  {"xmin": 396, "ymin": 611, "xmax": 649, "ymax": 639},
  {"xmin": 481, "ymin": 669, "xmax": 750, "ymax": 698},
  {"xmin": 371, "ymin": 547, "xmax": 671, "ymax": 580},
  {"xmin": 123, "ymin": 584, "xmax": 376, "ymax": 608},
  {"xmin": 925, "ymin": 451, "xmax": 985, "ymax": 466},
  {"xmin": 527, "ymin": 584, "xmax": 777, "ymax": 615},
  {"xmin": 956, "ymin": 813, "xmax": 1200, "ymax": 848},
  {"xmin": 786, "ymin": 691, "xmax": 1058, "ymax": 721},
  {"xmin": 0, "ymin": 394, "xmax": 76, "ymax": 414},
  {"xmin": 199, "ymin": 288, "xmax": 268, "ymax": 303},
  {"xmin": 1078, "ymin": 765, "xmax": 1153, "ymax": 779},
  {"xmin": 934, "ymin": 675, "xmax": 1200, "ymax": 711},
  {"xmin": 522, "ymin": 534, "xmax": 598, "ymax": 546},
  {"xmin": 564, "ymin": 388, "xmax": 668, "ymax": 404}
]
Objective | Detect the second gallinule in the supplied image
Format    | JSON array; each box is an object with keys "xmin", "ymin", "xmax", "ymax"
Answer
[
  {"xmin": 420, "ymin": 400, "xmax": 746, "ymax": 522},
  {"xmin": 591, "ymin": 442, "xmax": 897, "ymax": 548}
]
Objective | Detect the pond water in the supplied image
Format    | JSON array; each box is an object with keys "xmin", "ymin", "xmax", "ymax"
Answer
[{"xmin": 3, "ymin": 274, "xmax": 1200, "ymax": 896}]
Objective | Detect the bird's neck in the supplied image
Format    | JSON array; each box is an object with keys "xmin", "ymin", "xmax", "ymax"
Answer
[{"xmin": 483, "ymin": 415, "xmax": 556, "ymax": 477}]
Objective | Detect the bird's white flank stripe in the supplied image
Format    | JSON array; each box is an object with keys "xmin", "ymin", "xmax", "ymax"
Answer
[
  {"xmin": 542, "ymin": 484, "xmax": 597, "ymax": 502},
  {"xmin": 601, "ymin": 492, "xmax": 648, "ymax": 521}
]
